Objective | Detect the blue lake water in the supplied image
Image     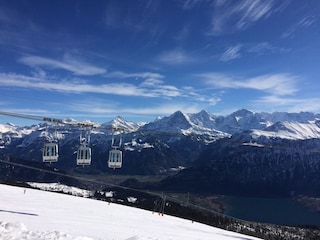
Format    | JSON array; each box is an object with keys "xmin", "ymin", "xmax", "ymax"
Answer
[{"xmin": 224, "ymin": 196, "xmax": 320, "ymax": 226}]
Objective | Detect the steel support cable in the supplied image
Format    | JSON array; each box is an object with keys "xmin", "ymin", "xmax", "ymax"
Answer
[
  {"xmin": 0, "ymin": 111, "xmax": 48, "ymax": 122},
  {"xmin": 0, "ymin": 111, "xmax": 98, "ymax": 128}
]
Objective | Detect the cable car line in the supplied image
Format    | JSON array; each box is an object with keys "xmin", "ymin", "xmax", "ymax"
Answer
[
  {"xmin": 0, "ymin": 110, "xmax": 122, "ymax": 168},
  {"xmin": 0, "ymin": 110, "xmax": 63, "ymax": 124},
  {"xmin": 0, "ymin": 111, "xmax": 98, "ymax": 127}
]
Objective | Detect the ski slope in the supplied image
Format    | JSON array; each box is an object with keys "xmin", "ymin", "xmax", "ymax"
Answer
[{"xmin": 0, "ymin": 184, "xmax": 261, "ymax": 240}]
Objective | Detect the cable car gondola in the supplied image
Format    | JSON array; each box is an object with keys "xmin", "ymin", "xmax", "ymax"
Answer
[
  {"xmin": 76, "ymin": 145, "xmax": 91, "ymax": 165},
  {"xmin": 42, "ymin": 124, "xmax": 59, "ymax": 163},
  {"xmin": 76, "ymin": 127, "xmax": 92, "ymax": 166},
  {"xmin": 108, "ymin": 128, "xmax": 123, "ymax": 169},
  {"xmin": 43, "ymin": 142, "xmax": 59, "ymax": 163},
  {"xmin": 108, "ymin": 149, "xmax": 122, "ymax": 169}
]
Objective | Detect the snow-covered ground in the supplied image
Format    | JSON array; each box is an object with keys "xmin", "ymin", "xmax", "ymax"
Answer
[
  {"xmin": 0, "ymin": 184, "xmax": 261, "ymax": 240},
  {"xmin": 27, "ymin": 182, "xmax": 93, "ymax": 198}
]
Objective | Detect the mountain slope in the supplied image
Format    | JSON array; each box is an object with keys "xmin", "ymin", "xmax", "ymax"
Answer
[
  {"xmin": 252, "ymin": 120, "xmax": 320, "ymax": 140},
  {"xmin": 0, "ymin": 183, "xmax": 261, "ymax": 240},
  {"xmin": 160, "ymin": 137, "xmax": 320, "ymax": 197}
]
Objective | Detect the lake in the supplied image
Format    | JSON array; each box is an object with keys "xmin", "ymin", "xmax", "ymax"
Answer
[{"xmin": 224, "ymin": 196, "xmax": 320, "ymax": 226}]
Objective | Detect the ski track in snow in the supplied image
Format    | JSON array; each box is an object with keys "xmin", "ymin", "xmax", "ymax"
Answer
[{"xmin": 0, "ymin": 184, "xmax": 261, "ymax": 240}]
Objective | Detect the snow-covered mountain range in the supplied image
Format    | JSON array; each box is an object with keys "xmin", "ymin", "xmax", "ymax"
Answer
[
  {"xmin": 2, "ymin": 109, "xmax": 320, "ymax": 144},
  {"xmin": 1, "ymin": 109, "xmax": 320, "ymax": 196},
  {"xmin": 2, "ymin": 109, "xmax": 320, "ymax": 167}
]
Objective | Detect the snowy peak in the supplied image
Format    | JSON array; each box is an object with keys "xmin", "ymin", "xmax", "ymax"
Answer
[
  {"xmin": 141, "ymin": 111, "xmax": 193, "ymax": 133},
  {"xmin": 140, "ymin": 110, "xmax": 229, "ymax": 138},
  {"xmin": 231, "ymin": 109, "xmax": 255, "ymax": 118},
  {"xmin": 168, "ymin": 111, "xmax": 193, "ymax": 129},
  {"xmin": 214, "ymin": 109, "xmax": 264, "ymax": 134},
  {"xmin": 189, "ymin": 110, "xmax": 216, "ymax": 128},
  {"xmin": 102, "ymin": 116, "xmax": 144, "ymax": 132}
]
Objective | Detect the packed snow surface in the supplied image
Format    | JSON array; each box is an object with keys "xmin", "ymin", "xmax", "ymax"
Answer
[{"xmin": 0, "ymin": 184, "xmax": 261, "ymax": 240}]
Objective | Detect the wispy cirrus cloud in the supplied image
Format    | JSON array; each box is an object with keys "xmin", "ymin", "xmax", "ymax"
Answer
[
  {"xmin": 199, "ymin": 72, "xmax": 299, "ymax": 96},
  {"xmin": 219, "ymin": 44, "xmax": 242, "ymax": 62},
  {"xmin": 19, "ymin": 55, "xmax": 107, "ymax": 76},
  {"xmin": 247, "ymin": 42, "xmax": 290, "ymax": 55},
  {"xmin": 218, "ymin": 42, "xmax": 290, "ymax": 61},
  {"xmin": 209, "ymin": 0, "xmax": 281, "ymax": 36},
  {"xmin": 281, "ymin": 16, "xmax": 316, "ymax": 39},
  {"xmin": 181, "ymin": 0, "xmax": 203, "ymax": 10}
]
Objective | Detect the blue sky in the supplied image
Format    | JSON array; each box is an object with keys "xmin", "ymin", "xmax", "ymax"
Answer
[{"xmin": 0, "ymin": 0, "xmax": 319, "ymax": 125}]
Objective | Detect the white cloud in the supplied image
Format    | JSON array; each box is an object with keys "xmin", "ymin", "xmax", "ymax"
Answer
[
  {"xmin": 0, "ymin": 72, "xmax": 180, "ymax": 98},
  {"xmin": 71, "ymin": 101, "xmax": 203, "ymax": 118},
  {"xmin": 0, "ymin": 70, "xmax": 223, "ymax": 111},
  {"xmin": 219, "ymin": 44, "xmax": 242, "ymax": 62},
  {"xmin": 253, "ymin": 95, "xmax": 320, "ymax": 113},
  {"xmin": 149, "ymin": 85, "xmax": 181, "ymax": 97},
  {"xmin": 180, "ymin": 86, "xmax": 222, "ymax": 106},
  {"xmin": 195, "ymin": 96, "xmax": 221, "ymax": 106},
  {"xmin": 247, "ymin": 42, "xmax": 291, "ymax": 55},
  {"xmin": 200, "ymin": 72, "xmax": 299, "ymax": 96},
  {"xmin": 255, "ymin": 95, "xmax": 299, "ymax": 105},
  {"xmin": 19, "ymin": 55, "xmax": 107, "ymax": 76},
  {"xmin": 156, "ymin": 49, "xmax": 193, "ymax": 65},
  {"xmin": 104, "ymin": 71, "xmax": 164, "ymax": 80},
  {"xmin": 140, "ymin": 78, "xmax": 164, "ymax": 87}
]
